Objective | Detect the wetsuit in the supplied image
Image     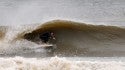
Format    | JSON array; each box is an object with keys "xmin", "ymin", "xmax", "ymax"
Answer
[{"xmin": 40, "ymin": 32, "xmax": 52, "ymax": 43}]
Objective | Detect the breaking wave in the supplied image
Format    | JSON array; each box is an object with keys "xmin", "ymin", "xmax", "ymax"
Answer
[
  {"xmin": 1, "ymin": 20, "xmax": 125, "ymax": 70},
  {"xmin": 0, "ymin": 20, "xmax": 125, "ymax": 57}
]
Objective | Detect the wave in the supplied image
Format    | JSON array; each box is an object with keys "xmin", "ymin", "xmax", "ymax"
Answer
[
  {"xmin": 0, "ymin": 20, "xmax": 125, "ymax": 57},
  {"xmin": 22, "ymin": 20, "xmax": 125, "ymax": 57}
]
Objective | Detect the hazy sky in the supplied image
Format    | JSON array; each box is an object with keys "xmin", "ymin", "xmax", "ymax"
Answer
[{"xmin": 0, "ymin": 0, "xmax": 125, "ymax": 26}]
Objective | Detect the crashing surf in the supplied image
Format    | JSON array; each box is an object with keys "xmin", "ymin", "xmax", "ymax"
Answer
[{"xmin": 0, "ymin": 20, "xmax": 125, "ymax": 57}]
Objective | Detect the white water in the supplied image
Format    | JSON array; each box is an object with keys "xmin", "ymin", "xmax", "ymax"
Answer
[{"xmin": 0, "ymin": 56, "xmax": 125, "ymax": 70}]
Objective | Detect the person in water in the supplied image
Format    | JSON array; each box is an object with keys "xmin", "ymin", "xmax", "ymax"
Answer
[{"xmin": 40, "ymin": 32, "xmax": 55, "ymax": 43}]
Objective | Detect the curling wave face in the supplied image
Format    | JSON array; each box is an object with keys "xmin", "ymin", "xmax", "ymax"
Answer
[{"xmin": 0, "ymin": 20, "xmax": 125, "ymax": 57}]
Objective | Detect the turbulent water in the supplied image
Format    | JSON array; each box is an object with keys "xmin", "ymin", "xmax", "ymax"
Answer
[{"xmin": 0, "ymin": 20, "xmax": 125, "ymax": 70}]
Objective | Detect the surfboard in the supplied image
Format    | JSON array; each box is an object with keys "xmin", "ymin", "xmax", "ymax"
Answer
[
  {"xmin": 35, "ymin": 44, "xmax": 53, "ymax": 49},
  {"xmin": 39, "ymin": 44, "xmax": 53, "ymax": 48}
]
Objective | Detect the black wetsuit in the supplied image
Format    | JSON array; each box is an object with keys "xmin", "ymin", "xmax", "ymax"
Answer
[{"xmin": 40, "ymin": 32, "xmax": 51, "ymax": 43}]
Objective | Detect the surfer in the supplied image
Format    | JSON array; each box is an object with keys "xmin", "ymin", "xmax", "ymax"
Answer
[{"xmin": 40, "ymin": 32, "xmax": 55, "ymax": 43}]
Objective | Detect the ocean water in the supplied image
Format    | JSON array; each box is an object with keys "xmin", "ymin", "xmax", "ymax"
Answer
[
  {"xmin": 0, "ymin": 0, "xmax": 125, "ymax": 69},
  {"xmin": 0, "ymin": 20, "xmax": 125, "ymax": 70}
]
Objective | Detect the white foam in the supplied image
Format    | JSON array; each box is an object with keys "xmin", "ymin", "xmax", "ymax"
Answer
[{"xmin": 0, "ymin": 56, "xmax": 124, "ymax": 70}]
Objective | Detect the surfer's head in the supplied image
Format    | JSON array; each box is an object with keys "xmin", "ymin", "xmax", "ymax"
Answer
[{"xmin": 39, "ymin": 32, "xmax": 55, "ymax": 43}]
